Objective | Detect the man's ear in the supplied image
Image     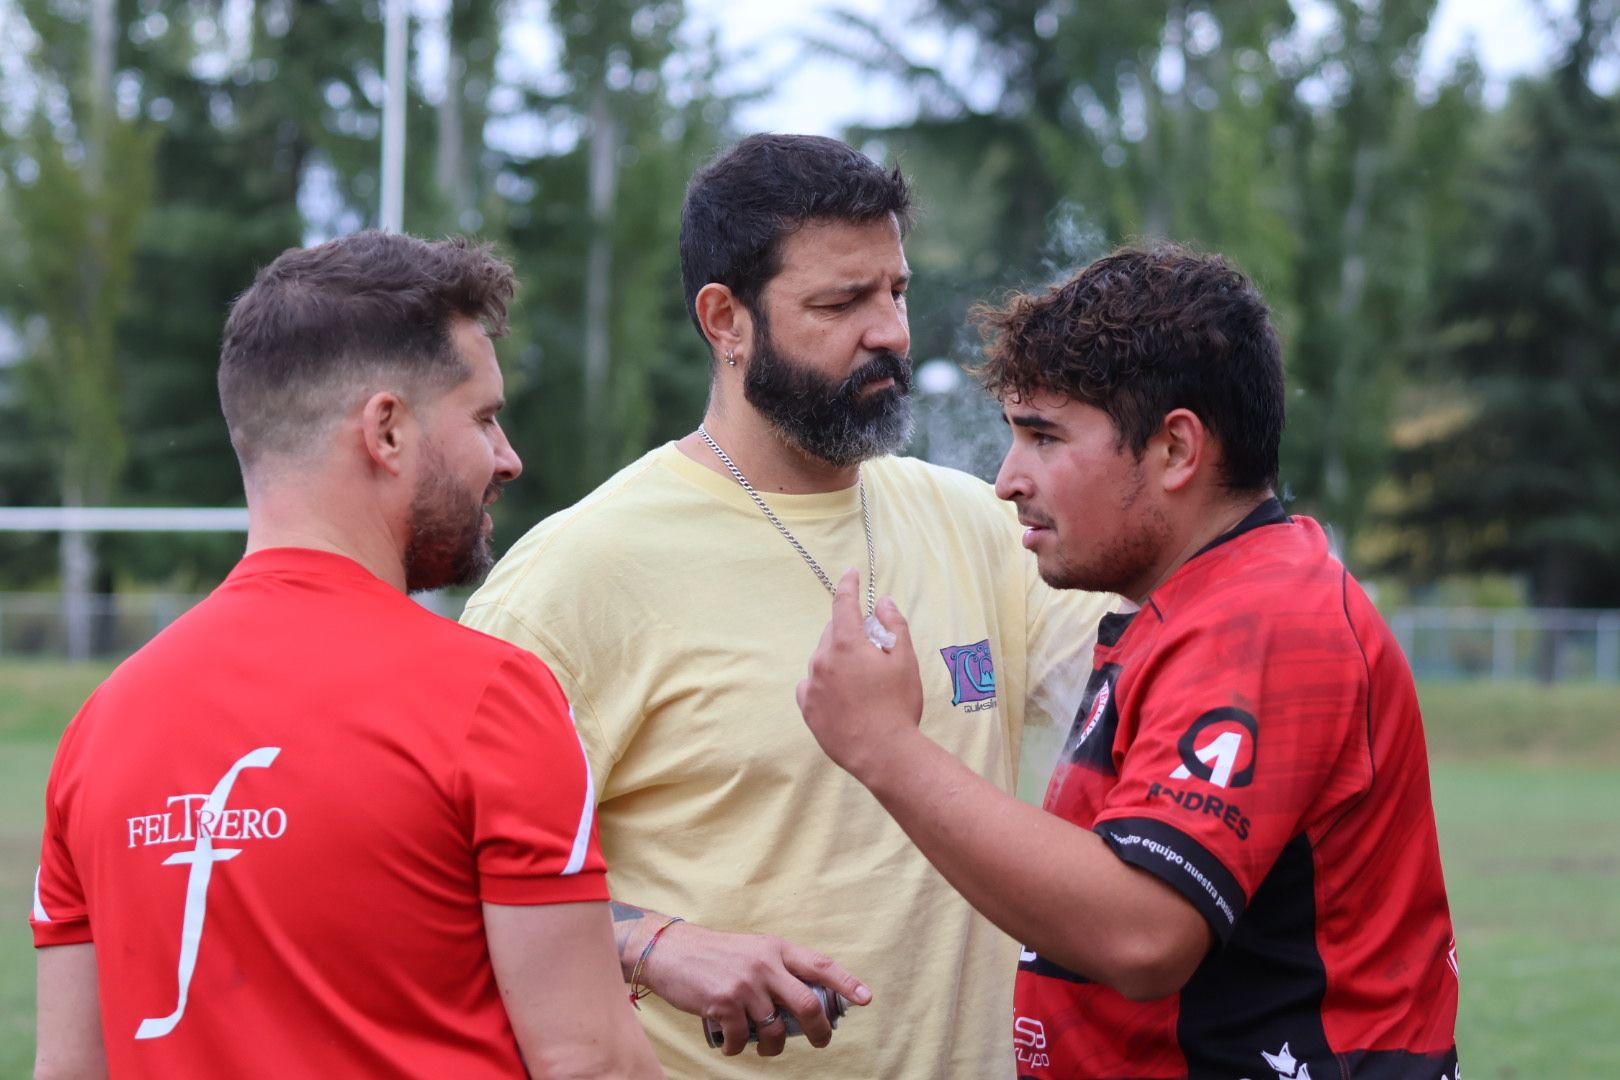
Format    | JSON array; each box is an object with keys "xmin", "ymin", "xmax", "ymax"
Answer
[
  {"xmin": 1158, "ymin": 408, "xmax": 1210, "ymax": 494},
  {"xmin": 360, "ymin": 391, "xmax": 411, "ymax": 476},
  {"xmin": 694, "ymin": 282, "xmax": 754, "ymax": 361}
]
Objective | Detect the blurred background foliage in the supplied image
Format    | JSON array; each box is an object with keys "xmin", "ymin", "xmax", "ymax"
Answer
[{"xmin": 1, "ymin": 0, "xmax": 1617, "ymax": 610}]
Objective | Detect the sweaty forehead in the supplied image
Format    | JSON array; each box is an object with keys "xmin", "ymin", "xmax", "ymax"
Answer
[
  {"xmin": 443, "ymin": 316, "xmax": 504, "ymax": 396},
  {"xmin": 772, "ymin": 216, "xmax": 908, "ymax": 290},
  {"xmin": 1003, "ymin": 392, "xmax": 1112, "ymax": 435},
  {"xmin": 450, "ymin": 315, "xmax": 495, "ymax": 360},
  {"xmin": 1000, "ymin": 388, "xmax": 1074, "ymax": 415}
]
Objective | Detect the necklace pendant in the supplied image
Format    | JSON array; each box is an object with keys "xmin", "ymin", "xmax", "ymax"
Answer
[{"xmin": 863, "ymin": 613, "xmax": 896, "ymax": 652}]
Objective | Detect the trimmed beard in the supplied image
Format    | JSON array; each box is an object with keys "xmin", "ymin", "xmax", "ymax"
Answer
[
  {"xmin": 742, "ymin": 316, "xmax": 915, "ymax": 468},
  {"xmin": 403, "ymin": 441, "xmax": 498, "ymax": 592},
  {"xmin": 1030, "ymin": 462, "xmax": 1167, "ymax": 598}
]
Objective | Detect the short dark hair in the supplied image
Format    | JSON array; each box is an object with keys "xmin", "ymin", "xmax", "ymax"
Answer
[
  {"xmin": 974, "ymin": 244, "xmax": 1284, "ymax": 492},
  {"xmin": 679, "ymin": 133, "xmax": 913, "ymax": 344},
  {"xmin": 218, "ymin": 230, "xmax": 516, "ymax": 466}
]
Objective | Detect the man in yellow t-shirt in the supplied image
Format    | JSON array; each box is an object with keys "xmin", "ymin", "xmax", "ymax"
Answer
[{"xmin": 462, "ymin": 133, "xmax": 1112, "ymax": 1079}]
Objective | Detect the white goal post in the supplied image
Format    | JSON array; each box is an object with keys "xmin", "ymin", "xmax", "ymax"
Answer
[{"xmin": 0, "ymin": 507, "xmax": 249, "ymax": 532}]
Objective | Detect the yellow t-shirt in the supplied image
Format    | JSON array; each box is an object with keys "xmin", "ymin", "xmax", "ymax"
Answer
[{"xmin": 462, "ymin": 443, "xmax": 1112, "ymax": 1080}]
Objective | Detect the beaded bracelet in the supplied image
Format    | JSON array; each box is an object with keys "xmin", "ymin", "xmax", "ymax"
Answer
[{"xmin": 628, "ymin": 915, "xmax": 684, "ymax": 1009}]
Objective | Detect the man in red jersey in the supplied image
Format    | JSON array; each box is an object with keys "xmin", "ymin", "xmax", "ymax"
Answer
[
  {"xmin": 30, "ymin": 231, "xmax": 664, "ymax": 1080},
  {"xmin": 798, "ymin": 246, "xmax": 1460, "ymax": 1079}
]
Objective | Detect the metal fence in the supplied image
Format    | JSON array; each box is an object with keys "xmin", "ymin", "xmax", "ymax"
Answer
[
  {"xmin": 3, "ymin": 592, "xmax": 1619, "ymax": 681},
  {"xmin": 0, "ymin": 591, "xmax": 457, "ymax": 659},
  {"xmin": 0, "ymin": 592, "xmax": 205, "ymax": 658},
  {"xmin": 1388, "ymin": 607, "xmax": 1620, "ymax": 682}
]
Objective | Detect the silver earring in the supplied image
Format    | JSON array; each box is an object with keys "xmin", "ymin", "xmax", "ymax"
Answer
[{"xmin": 726, "ymin": 350, "xmax": 737, "ymax": 367}]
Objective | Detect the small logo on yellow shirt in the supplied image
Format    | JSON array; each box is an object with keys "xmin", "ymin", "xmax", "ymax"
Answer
[{"xmin": 939, "ymin": 639, "xmax": 997, "ymax": 711}]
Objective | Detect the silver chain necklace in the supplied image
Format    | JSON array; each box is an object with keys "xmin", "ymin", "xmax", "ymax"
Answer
[{"xmin": 697, "ymin": 424, "xmax": 879, "ymax": 622}]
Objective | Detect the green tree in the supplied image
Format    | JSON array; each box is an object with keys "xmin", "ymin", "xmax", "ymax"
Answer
[
  {"xmin": 3, "ymin": 0, "xmax": 467, "ymax": 597},
  {"xmin": 1271, "ymin": 0, "xmax": 1447, "ymax": 547},
  {"xmin": 831, "ymin": 3, "xmax": 1295, "ymax": 356},
  {"xmin": 3, "ymin": 0, "xmax": 741, "ymax": 602},
  {"xmin": 1382, "ymin": 3, "xmax": 1620, "ymax": 607},
  {"xmin": 0, "ymin": 0, "xmax": 158, "ymax": 652},
  {"xmin": 83, "ymin": 0, "xmax": 451, "ymax": 587},
  {"xmin": 835, "ymin": 1, "xmax": 1469, "ymax": 555},
  {"xmin": 490, "ymin": 0, "xmax": 732, "ymax": 520}
]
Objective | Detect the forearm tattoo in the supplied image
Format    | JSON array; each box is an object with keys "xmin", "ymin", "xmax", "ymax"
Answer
[
  {"xmin": 609, "ymin": 900, "xmax": 652, "ymax": 976},
  {"xmin": 610, "ymin": 900, "xmax": 646, "ymax": 923}
]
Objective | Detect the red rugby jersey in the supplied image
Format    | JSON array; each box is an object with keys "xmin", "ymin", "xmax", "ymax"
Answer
[
  {"xmin": 32, "ymin": 548, "xmax": 607, "ymax": 1079},
  {"xmin": 1014, "ymin": 502, "xmax": 1459, "ymax": 1080}
]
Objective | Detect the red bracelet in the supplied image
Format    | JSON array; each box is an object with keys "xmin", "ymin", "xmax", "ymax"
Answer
[{"xmin": 628, "ymin": 915, "xmax": 684, "ymax": 1009}]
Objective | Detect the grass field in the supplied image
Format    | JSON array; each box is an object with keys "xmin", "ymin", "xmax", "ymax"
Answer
[{"xmin": 2, "ymin": 664, "xmax": 1617, "ymax": 1077}]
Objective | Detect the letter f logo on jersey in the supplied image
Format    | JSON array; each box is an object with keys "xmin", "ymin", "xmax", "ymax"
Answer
[
  {"xmin": 136, "ymin": 747, "xmax": 280, "ymax": 1040},
  {"xmin": 1171, "ymin": 708, "xmax": 1258, "ymax": 789}
]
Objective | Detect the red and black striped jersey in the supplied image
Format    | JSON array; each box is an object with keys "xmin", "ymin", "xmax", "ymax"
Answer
[{"xmin": 1014, "ymin": 501, "xmax": 1460, "ymax": 1080}]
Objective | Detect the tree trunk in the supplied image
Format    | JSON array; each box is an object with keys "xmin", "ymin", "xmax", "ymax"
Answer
[
  {"xmin": 60, "ymin": 483, "xmax": 96, "ymax": 659},
  {"xmin": 436, "ymin": 43, "xmax": 471, "ymax": 225},
  {"xmin": 1142, "ymin": 4, "xmax": 1187, "ymax": 241},
  {"xmin": 59, "ymin": 0, "xmax": 117, "ymax": 660},
  {"xmin": 582, "ymin": 86, "xmax": 620, "ymax": 478},
  {"xmin": 1321, "ymin": 139, "xmax": 1378, "ymax": 536},
  {"xmin": 1533, "ymin": 543, "xmax": 1576, "ymax": 682}
]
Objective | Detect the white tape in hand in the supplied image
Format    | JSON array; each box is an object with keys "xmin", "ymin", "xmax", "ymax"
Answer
[{"xmin": 863, "ymin": 614, "xmax": 897, "ymax": 652}]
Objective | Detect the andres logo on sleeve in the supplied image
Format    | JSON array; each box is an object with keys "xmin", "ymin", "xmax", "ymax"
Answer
[
  {"xmin": 1172, "ymin": 707, "xmax": 1257, "ymax": 788},
  {"xmin": 1146, "ymin": 708, "xmax": 1257, "ymax": 840}
]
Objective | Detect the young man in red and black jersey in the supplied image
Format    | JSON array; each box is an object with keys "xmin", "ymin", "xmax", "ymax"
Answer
[{"xmin": 798, "ymin": 245, "xmax": 1460, "ymax": 1079}]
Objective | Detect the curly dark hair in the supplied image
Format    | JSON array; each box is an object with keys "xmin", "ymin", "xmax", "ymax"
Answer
[
  {"xmin": 219, "ymin": 230, "xmax": 516, "ymax": 467},
  {"xmin": 974, "ymin": 244, "xmax": 1284, "ymax": 493},
  {"xmin": 679, "ymin": 134, "xmax": 913, "ymax": 346}
]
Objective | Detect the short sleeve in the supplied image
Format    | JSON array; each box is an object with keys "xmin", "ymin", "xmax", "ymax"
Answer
[
  {"xmin": 457, "ymin": 653, "xmax": 610, "ymax": 906},
  {"xmin": 32, "ymin": 717, "xmax": 93, "ymax": 948},
  {"xmin": 1094, "ymin": 605, "xmax": 1372, "ymax": 941},
  {"xmin": 461, "ymin": 599, "xmax": 615, "ymax": 792}
]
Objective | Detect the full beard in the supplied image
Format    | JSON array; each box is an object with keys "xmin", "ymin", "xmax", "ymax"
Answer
[
  {"xmin": 1036, "ymin": 523, "xmax": 1165, "ymax": 597},
  {"xmin": 743, "ymin": 323, "xmax": 915, "ymax": 468},
  {"xmin": 403, "ymin": 446, "xmax": 498, "ymax": 593}
]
